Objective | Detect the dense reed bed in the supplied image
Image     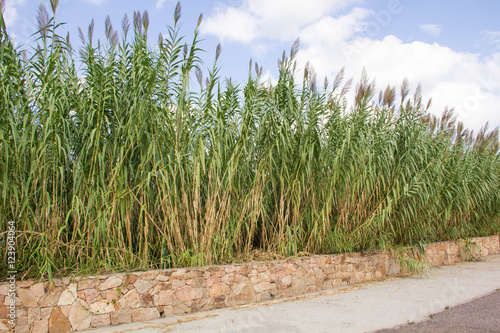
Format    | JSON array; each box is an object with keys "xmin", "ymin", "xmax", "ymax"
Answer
[{"xmin": 1, "ymin": 2, "xmax": 499, "ymax": 279}]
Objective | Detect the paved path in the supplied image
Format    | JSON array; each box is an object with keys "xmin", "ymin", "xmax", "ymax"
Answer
[
  {"xmin": 81, "ymin": 255, "xmax": 500, "ymax": 333},
  {"xmin": 377, "ymin": 290, "xmax": 500, "ymax": 332}
]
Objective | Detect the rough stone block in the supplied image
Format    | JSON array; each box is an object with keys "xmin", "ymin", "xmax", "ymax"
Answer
[
  {"xmin": 174, "ymin": 285, "xmax": 197, "ymax": 302},
  {"xmin": 39, "ymin": 288, "xmax": 64, "ymax": 308},
  {"xmin": 17, "ymin": 289, "xmax": 37, "ymax": 308},
  {"xmin": 68, "ymin": 298, "xmax": 91, "ymax": 330},
  {"xmin": 30, "ymin": 319, "xmax": 48, "ymax": 333},
  {"xmin": 110, "ymin": 309, "xmax": 132, "ymax": 325},
  {"xmin": 131, "ymin": 307, "xmax": 160, "ymax": 322},
  {"xmin": 133, "ymin": 279, "xmax": 154, "ymax": 294},
  {"xmin": 117, "ymin": 289, "xmax": 140, "ymax": 309},
  {"xmin": 98, "ymin": 276, "xmax": 123, "ymax": 291},
  {"xmin": 48, "ymin": 307, "xmax": 71, "ymax": 333},
  {"xmin": 91, "ymin": 314, "xmax": 110, "ymax": 327}
]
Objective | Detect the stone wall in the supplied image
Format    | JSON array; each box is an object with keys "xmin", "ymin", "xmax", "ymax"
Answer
[{"xmin": 1, "ymin": 235, "xmax": 499, "ymax": 333}]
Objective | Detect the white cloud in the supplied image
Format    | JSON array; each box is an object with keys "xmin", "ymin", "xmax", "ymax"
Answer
[
  {"xmin": 261, "ymin": 69, "xmax": 278, "ymax": 87},
  {"xmin": 83, "ymin": 0, "xmax": 106, "ymax": 6},
  {"xmin": 419, "ymin": 24, "xmax": 442, "ymax": 37},
  {"xmin": 3, "ymin": 0, "xmax": 25, "ymax": 28},
  {"xmin": 2, "ymin": 0, "xmax": 32, "ymax": 43},
  {"xmin": 203, "ymin": 6, "xmax": 259, "ymax": 43},
  {"xmin": 156, "ymin": 0, "xmax": 172, "ymax": 9},
  {"xmin": 202, "ymin": 0, "xmax": 358, "ymax": 43}
]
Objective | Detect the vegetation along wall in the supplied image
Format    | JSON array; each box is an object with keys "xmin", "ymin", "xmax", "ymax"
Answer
[{"xmin": 1, "ymin": 1, "xmax": 500, "ymax": 331}]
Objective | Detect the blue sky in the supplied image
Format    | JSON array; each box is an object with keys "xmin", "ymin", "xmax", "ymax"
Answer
[{"xmin": 4, "ymin": 0, "xmax": 500, "ymax": 131}]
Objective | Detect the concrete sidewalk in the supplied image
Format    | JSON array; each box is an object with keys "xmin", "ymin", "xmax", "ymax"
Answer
[{"xmin": 81, "ymin": 255, "xmax": 500, "ymax": 333}]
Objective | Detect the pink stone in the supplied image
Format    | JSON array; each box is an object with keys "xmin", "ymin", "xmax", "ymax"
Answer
[
  {"xmin": 221, "ymin": 274, "xmax": 234, "ymax": 285},
  {"xmin": 224, "ymin": 266, "xmax": 236, "ymax": 274},
  {"xmin": 281, "ymin": 275, "xmax": 292, "ymax": 287},
  {"xmin": 89, "ymin": 299, "xmax": 115, "ymax": 314},
  {"xmin": 354, "ymin": 272, "xmax": 366, "ymax": 283},
  {"xmin": 253, "ymin": 282, "xmax": 271, "ymax": 293},
  {"xmin": 16, "ymin": 307, "xmax": 28, "ymax": 325},
  {"xmin": 110, "ymin": 309, "xmax": 132, "ymax": 325},
  {"xmin": 91, "ymin": 314, "xmax": 110, "ymax": 327},
  {"xmin": 214, "ymin": 271, "xmax": 226, "ymax": 278},
  {"xmin": 16, "ymin": 324, "xmax": 30, "ymax": 333},
  {"xmin": 68, "ymin": 298, "xmax": 91, "ymax": 330},
  {"xmin": 77, "ymin": 279, "xmax": 96, "ymax": 291},
  {"xmin": 98, "ymin": 276, "xmax": 123, "ymax": 291},
  {"xmin": 193, "ymin": 287, "xmax": 206, "ymax": 300},
  {"xmin": 40, "ymin": 307, "xmax": 52, "ymax": 319},
  {"xmin": 83, "ymin": 289, "xmax": 101, "ymax": 304},
  {"xmin": 39, "ymin": 288, "xmax": 64, "ymax": 307},
  {"xmin": 30, "ymin": 283, "xmax": 45, "ymax": 298},
  {"xmin": 117, "ymin": 289, "xmax": 140, "ymax": 309},
  {"xmin": 140, "ymin": 293, "xmax": 154, "ymax": 307},
  {"xmin": 151, "ymin": 282, "xmax": 172, "ymax": 295},
  {"xmin": 0, "ymin": 320, "xmax": 12, "ymax": 332},
  {"xmin": 105, "ymin": 290, "xmax": 121, "ymax": 301},
  {"xmin": 48, "ymin": 307, "xmax": 71, "ymax": 333},
  {"xmin": 52, "ymin": 279, "xmax": 65, "ymax": 287},
  {"xmin": 236, "ymin": 265, "xmax": 251, "ymax": 275},
  {"xmin": 190, "ymin": 298, "xmax": 214, "ymax": 312},
  {"xmin": 0, "ymin": 284, "xmax": 9, "ymax": 296},
  {"xmin": 190, "ymin": 277, "xmax": 205, "ymax": 288},
  {"xmin": 233, "ymin": 274, "xmax": 248, "ymax": 284},
  {"xmin": 257, "ymin": 273, "xmax": 270, "ymax": 282},
  {"xmin": 124, "ymin": 274, "xmax": 138, "ymax": 285},
  {"xmin": 174, "ymin": 285, "xmax": 197, "ymax": 302},
  {"xmin": 156, "ymin": 274, "xmax": 170, "ymax": 282},
  {"xmin": 205, "ymin": 276, "xmax": 220, "ymax": 287},
  {"xmin": 28, "ymin": 308, "xmax": 40, "ymax": 324},
  {"xmin": 17, "ymin": 288, "xmax": 37, "ymax": 308},
  {"xmin": 58, "ymin": 283, "xmax": 77, "ymax": 306},
  {"xmin": 256, "ymin": 291, "xmax": 271, "ymax": 302},
  {"xmin": 171, "ymin": 279, "xmax": 185, "ymax": 289},
  {"xmin": 17, "ymin": 281, "xmax": 34, "ymax": 288},
  {"xmin": 140, "ymin": 272, "xmax": 159, "ymax": 280},
  {"xmin": 226, "ymin": 281, "xmax": 256, "ymax": 307},
  {"xmin": 30, "ymin": 319, "xmax": 48, "ymax": 333},
  {"xmin": 158, "ymin": 290, "xmax": 174, "ymax": 306},
  {"xmin": 131, "ymin": 307, "xmax": 160, "ymax": 322},
  {"xmin": 172, "ymin": 298, "xmax": 190, "ymax": 315},
  {"xmin": 60, "ymin": 305, "xmax": 71, "ymax": 318},
  {"xmin": 133, "ymin": 279, "xmax": 154, "ymax": 294},
  {"xmin": 170, "ymin": 269, "xmax": 186, "ymax": 279},
  {"xmin": 209, "ymin": 283, "xmax": 230, "ymax": 298}
]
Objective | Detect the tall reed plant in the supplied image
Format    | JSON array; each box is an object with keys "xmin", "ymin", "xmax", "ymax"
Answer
[{"xmin": 1, "ymin": 1, "xmax": 499, "ymax": 279}]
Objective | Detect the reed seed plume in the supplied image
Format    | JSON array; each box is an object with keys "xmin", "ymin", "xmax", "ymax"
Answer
[
  {"xmin": 36, "ymin": 3, "xmax": 50, "ymax": 38},
  {"xmin": 50, "ymin": 0, "xmax": 59, "ymax": 15},
  {"xmin": 122, "ymin": 13, "xmax": 130, "ymax": 38}
]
